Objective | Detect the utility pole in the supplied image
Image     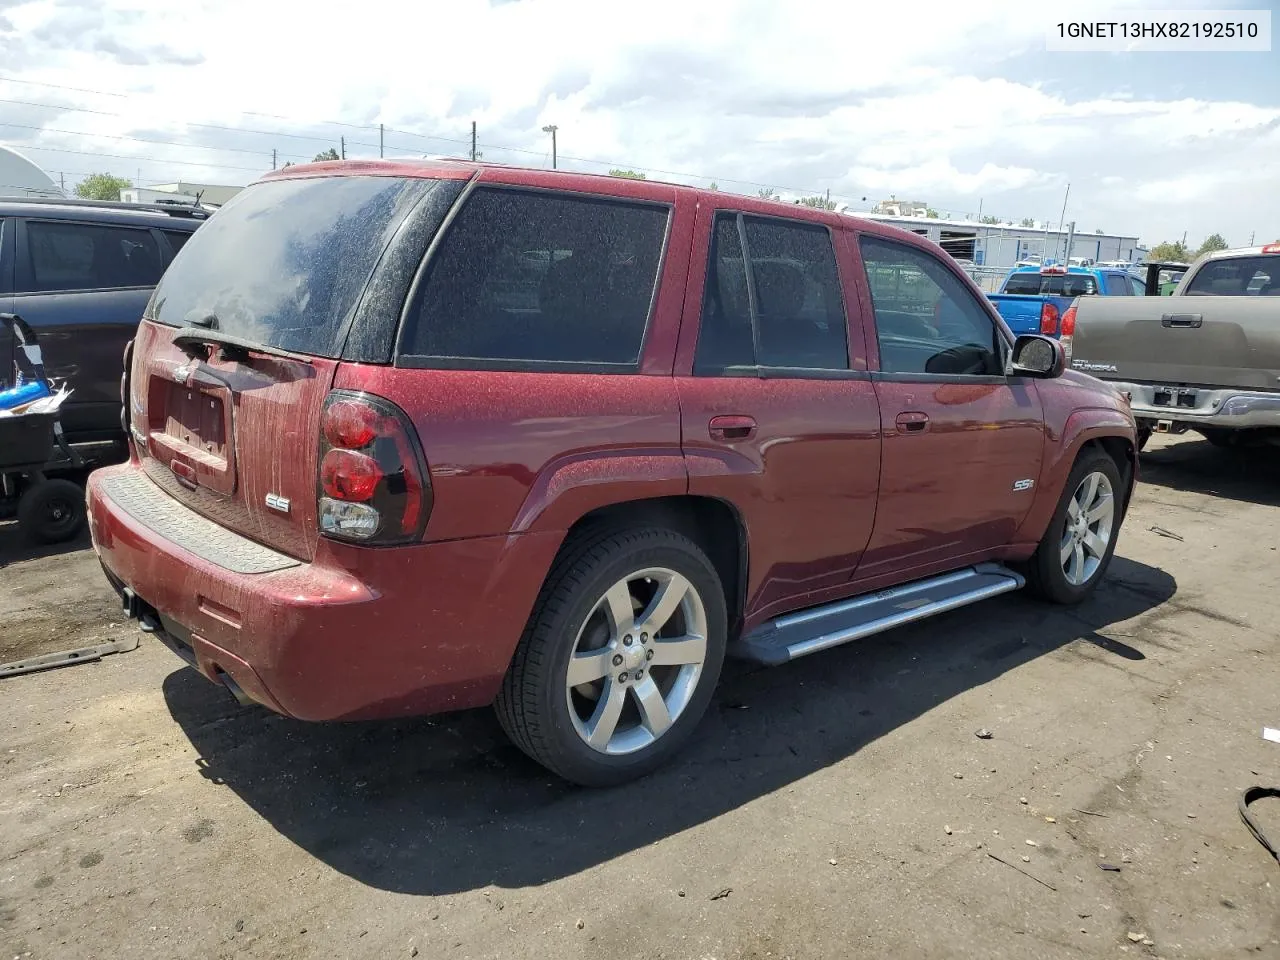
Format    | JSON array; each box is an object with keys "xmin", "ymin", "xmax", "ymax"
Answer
[
  {"xmin": 977, "ymin": 197, "xmax": 983, "ymax": 222},
  {"xmin": 471, "ymin": 121, "xmax": 477, "ymax": 162},
  {"xmin": 340, "ymin": 136, "xmax": 346, "ymax": 160},
  {"xmin": 541, "ymin": 124, "xmax": 558, "ymax": 169},
  {"xmin": 1064, "ymin": 220, "xmax": 1076, "ymax": 263},
  {"xmin": 272, "ymin": 148, "xmax": 277, "ymax": 170},
  {"xmin": 379, "ymin": 124, "xmax": 384, "ymax": 158},
  {"xmin": 59, "ymin": 172, "xmax": 65, "ymax": 190},
  {"xmin": 1249, "ymin": 230, "xmax": 1256, "ymax": 246}
]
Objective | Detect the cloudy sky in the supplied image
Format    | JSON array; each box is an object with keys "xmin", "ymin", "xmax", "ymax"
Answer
[{"xmin": 1, "ymin": 0, "xmax": 1277, "ymax": 247}]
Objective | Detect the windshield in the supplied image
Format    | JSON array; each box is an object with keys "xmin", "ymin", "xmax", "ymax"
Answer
[
  {"xmin": 150, "ymin": 175, "xmax": 439, "ymax": 356},
  {"xmin": 1183, "ymin": 255, "xmax": 1279, "ymax": 296}
]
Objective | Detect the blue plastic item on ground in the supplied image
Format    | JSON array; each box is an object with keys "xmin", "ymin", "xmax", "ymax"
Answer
[{"xmin": 0, "ymin": 379, "xmax": 52, "ymax": 411}]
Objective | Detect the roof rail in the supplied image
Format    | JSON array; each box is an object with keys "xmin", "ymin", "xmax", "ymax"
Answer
[{"xmin": 1, "ymin": 196, "xmax": 211, "ymax": 220}]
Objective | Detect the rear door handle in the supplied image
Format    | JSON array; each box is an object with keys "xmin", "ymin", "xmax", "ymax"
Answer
[
  {"xmin": 895, "ymin": 411, "xmax": 930, "ymax": 434},
  {"xmin": 709, "ymin": 415, "xmax": 757, "ymax": 442}
]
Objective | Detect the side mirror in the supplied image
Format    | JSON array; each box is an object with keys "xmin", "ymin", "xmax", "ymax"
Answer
[{"xmin": 1009, "ymin": 334, "xmax": 1065, "ymax": 379}]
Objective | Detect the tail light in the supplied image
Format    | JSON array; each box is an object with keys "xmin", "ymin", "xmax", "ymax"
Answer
[
  {"xmin": 316, "ymin": 391, "xmax": 431, "ymax": 544},
  {"xmin": 1059, "ymin": 303, "xmax": 1077, "ymax": 360},
  {"xmin": 1039, "ymin": 302, "xmax": 1060, "ymax": 336}
]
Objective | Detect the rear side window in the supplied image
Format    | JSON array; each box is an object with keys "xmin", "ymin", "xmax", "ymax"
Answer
[
  {"xmin": 1184, "ymin": 256, "xmax": 1278, "ymax": 296},
  {"xmin": 402, "ymin": 188, "xmax": 669, "ymax": 368},
  {"xmin": 1002, "ymin": 272, "xmax": 1042, "ymax": 295},
  {"xmin": 162, "ymin": 229, "xmax": 192, "ymax": 256},
  {"xmin": 1104, "ymin": 274, "xmax": 1131, "ymax": 296},
  {"xmin": 23, "ymin": 221, "xmax": 163, "ymax": 292},
  {"xmin": 695, "ymin": 212, "xmax": 848, "ymax": 373},
  {"xmin": 151, "ymin": 175, "xmax": 437, "ymax": 357}
]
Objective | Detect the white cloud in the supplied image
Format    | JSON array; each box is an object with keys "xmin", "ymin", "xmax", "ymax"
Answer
[{"xmin": 0, "ymin": 0, "xmax": 1275, "ymax": 246}]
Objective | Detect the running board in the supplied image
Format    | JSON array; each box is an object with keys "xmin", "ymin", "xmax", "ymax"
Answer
[{"xmin": 732, "ymin": 563, "xmax": 1025, "ymax": 665}]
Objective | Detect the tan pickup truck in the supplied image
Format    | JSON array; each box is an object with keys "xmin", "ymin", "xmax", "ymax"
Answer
[{"xmin": 1063, "ymin": 244, "xmax": 1280, "ymax": 449}]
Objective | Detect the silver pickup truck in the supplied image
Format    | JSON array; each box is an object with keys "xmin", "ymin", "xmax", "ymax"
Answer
[{"xmin": 1064, "ymin": 244, "xmax": 1280, "ymax": 449}]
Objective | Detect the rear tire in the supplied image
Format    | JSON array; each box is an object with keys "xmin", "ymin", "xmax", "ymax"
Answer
[
  {"xmin": 495, "ymin": 526, "xmax": 727, "ymax": 787},
  {"xmin": 17, "ymin": 479, "xmax": 86, "ymax": 545},
  {"xmin": 1025, "ymin": 450, "xmax": 1123, "ymax": 605}
]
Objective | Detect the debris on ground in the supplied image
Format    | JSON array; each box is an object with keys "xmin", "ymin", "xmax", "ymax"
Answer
[
  {"xmin": 1019, "ymin": 797, "xmax": 1028, "ymax": 805},
  {"xmin": 1099, "ymin": 862, "xmax": 1122, "ymax": 872},
  {"xmin": 975, "ymin": 728, "xmax": 993, "ymax": 739},
  {"xmin": 575, "ymin": 919, "xmax": 585, "ymax": 930},
  {"xmin": 986, "ymin": 852, "xmax": 1057, "ymax": 891},
  {"xmin": 944, "ymin": 825, "xmax": 952, "ymax": 835},
  {"xmin": 0, "ymin": 636, "xmax": 139, "ymax": 678},
  {"xmin": 709, "ymin": 888, "xmax": 732, "ymax": 901},
  {"xmin": 1127, "ymin": 931, "xmax": 1148, "ymax": 943},
  {"xmin": 1150, "ymin": 525, "xmax": 1184, "ymax": 541},
  {"xmin": 1263, "ymin": 727, "xmax": 1280, "ymax": 744}
]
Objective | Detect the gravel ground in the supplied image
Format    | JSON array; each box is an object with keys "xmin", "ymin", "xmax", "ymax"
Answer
[{"xmin": 2, "ymin": 432, "xmax": 1278, "ymax": 960}]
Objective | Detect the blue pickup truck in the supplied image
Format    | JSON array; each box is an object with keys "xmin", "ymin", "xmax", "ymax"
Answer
[{"xmin": 987, "ymin": 263, "xmax": 1145, "ymax": 337}]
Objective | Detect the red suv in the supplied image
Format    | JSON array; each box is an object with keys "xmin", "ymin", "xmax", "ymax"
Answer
[{"xmin": 87, "ymin": 160, "xmax": 1137, "ymax": 785}]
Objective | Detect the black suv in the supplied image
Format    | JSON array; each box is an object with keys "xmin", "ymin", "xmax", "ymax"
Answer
[{"xmin": 0, "ymin": 198, "xmax": 207, "ymax": 443}]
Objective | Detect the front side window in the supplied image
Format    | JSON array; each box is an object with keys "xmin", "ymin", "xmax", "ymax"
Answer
[
  {"xmin": 860, "ymin": 236, "xmax": 1003, "ymax": 377},
  {"xmin": 694, "ymin": 212, "xmax": 848, "ymax": 373},
  {"xmin": 24, "ymin": 221, "xmax": 163, "ymax": 293},
  {"xmin": 403, "ymin": 188, "xmax": 669, "ymax": 367}
]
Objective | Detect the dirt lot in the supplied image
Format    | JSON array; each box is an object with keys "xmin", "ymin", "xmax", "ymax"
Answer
[{"xmin": 2, "ymin": 433, "xmax": 1278, "ymax": 960}]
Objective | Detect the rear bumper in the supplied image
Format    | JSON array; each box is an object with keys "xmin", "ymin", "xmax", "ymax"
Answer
[
  {"xmin": 1110, "ymin": 381, "xmax": 1280, "ymax": 430},
  {"xmin": 87, "ymin": 464, "xmax": 560, "ymax": 721}
]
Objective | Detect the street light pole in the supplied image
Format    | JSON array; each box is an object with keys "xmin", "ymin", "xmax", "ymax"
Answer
[{"xmin": 541, "ymin": 124, "xmax": 558, "ymax": 169}]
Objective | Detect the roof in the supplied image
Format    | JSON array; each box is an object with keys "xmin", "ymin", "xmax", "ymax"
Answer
[
  {"xmin": 0, "ymin": 196, "xmax": 210, "ymax": 224},
  {"xmin": 862, "ymin": 211, "xmax": 1142, "ymax": 241},
  {"xmin": 1198, "ymin": 244, "xmax": 1280, "ymax": 263},
  {"xmin": 0, "ymin": 144, "xmax": 62, "ymax": 198}
]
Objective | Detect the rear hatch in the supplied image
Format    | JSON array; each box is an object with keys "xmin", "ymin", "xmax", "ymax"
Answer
[
  {"xmin": 1068, "ymin": 296, "xmax": 1280, "ymax": 389},
  {"xmin": 127, "ymin": 172, "xmax": 442, "ymax": 561}
]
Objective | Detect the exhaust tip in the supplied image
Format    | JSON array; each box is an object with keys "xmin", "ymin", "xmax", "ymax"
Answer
[{"xmin": 219, "ymin": 672, "xmax": 254, "ymax": 707}]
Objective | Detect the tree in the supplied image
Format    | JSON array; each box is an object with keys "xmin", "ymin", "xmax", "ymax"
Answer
[
  {"xmin": 75, "ymin": 172, "xmax": 132, "ymax": 201},
  {"xmin": 797, "ymin": 195, "xmax": 837, "ymax": 210},
  {"xmin": 926, "ymin": 208, "xmax": 940, "ymax": 218},
  {"xmin": 1150, "ymin": 240, "xmax": 1191, "ymax": 262},
  {"xmin": 708, "ymin": 182, "xmax": 718, "ymax": 191},
  {"xmin": 980, "ymin": 214, "xmax": 1001, "ymax": 224},
  {"xmin": 1019, "ymin": 217, "xmax": 1035, "ymax": 228},
  {"xmin": 757, "ymin": 188, "xmax": 779, "ymax": 201},
  {"xmin": 1196, "ymin": 232, "xmax": 1228, "ymax": 258},
  {"xmin": 313, "ymin": 148, "xmax": 340, "ymax": 162},
  {"xmin": 608, "ymin": 168, "xmax": 647, "ymax": 179}
]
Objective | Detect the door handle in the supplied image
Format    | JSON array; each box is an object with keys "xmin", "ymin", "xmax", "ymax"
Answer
[
  {"xmin": 895, "ymin": 411, "xmax": 930, "ymax": 434},
  {"xmin": 1161, "ymin": 313, "xmax": 1203, "ymax": 328},
  {"xmin": 709, "ymin": 415, "xmax": 757, "ymax": 442}
]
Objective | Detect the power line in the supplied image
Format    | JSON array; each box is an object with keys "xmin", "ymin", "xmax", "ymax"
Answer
[
  {"xmin": 0, "ymin": 121, "xmax": 313, "ymax": 163},
  {"xmin": 14, "ymin": 142, "xmax": 268, "ymax": 173}
]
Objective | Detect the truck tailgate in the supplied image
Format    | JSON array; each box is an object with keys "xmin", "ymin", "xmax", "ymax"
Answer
[
  {"xmin": 986, "ymin": 294, "xmax": 1048, "ymax": 336},
  {"xmin": 1069, "ymin": 296, "xmax": 1280, "ymax": 388}
]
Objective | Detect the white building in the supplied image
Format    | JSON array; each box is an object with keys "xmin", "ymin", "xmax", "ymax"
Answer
[
  {"xmin": 120, "ymin": 181, "xmax": 244, "ymax": 207},
  {"xmin": 860, "ymin": 212, "xmax": 1147, "ymax": 273},
  {"xmin": 0, "ymin": 145, "xmax": 66, "ymax": 199}
]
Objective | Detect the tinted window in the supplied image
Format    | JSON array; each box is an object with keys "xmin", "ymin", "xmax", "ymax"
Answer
[
  {"xmin": 1128, "ymin": 275, "xmax": 1147, "ymax": 296},
  {"xmin": 1104, "ymin": 274, "xmax": 1131, "ymax": 296},
  {"xmin": 695, "ymin": 213, "xmax": 848, "ymax": 373},
  {"xmin": 1004, "ymin": 272, "xmax": 1098, "ymax": 297},
  {"xmin": 24, "ymin": 221, "xmax": 162, "ymax": 292},
  {"xmin": 860, "ymin": 236, "xmax": 1002, "ymax": 377},
  {"xmin": 163, "ymin": 229, "xmax": 192, "ymax": 256},
  {"xmin": 1184, "ymin": 256, "xmax": 1278, "ymax": 296},
  {"xmin": 151, "ymin": 176, "xmax": 437, "ymax": 357},
  {"xmin": 404, "ymin": 188, "xmax": 668, "ymax": 367}
]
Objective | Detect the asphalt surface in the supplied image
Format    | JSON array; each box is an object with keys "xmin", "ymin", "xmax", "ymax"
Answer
[{"xmin": 2, "ymin": 432, "xmax": 1278, "ymax": 960}]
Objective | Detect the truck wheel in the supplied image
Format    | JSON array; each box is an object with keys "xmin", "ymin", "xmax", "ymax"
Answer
[
  {"xmin": 495, "ymin": 526, "xmax": 727, "ymax": 787},
  {"xmin": 1025, "ymin": 450, "xmax": 1123, "ymax": 605},
  {"xmin": 17, "ymin": 479, "xmax": 86, "ymax": 545}
]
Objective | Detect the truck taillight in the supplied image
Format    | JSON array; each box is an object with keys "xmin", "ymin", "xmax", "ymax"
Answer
[
  {"xmin": 316, "ymin": 391, "xmax": 431, "ymax": 545},
  {"xmin": 1059, "ymin": 304, "xmax": 1077, "ymax": 360},
  {"xmin": 1039, "ymin": 302, "xmax": 1060, "ymax": 336}
]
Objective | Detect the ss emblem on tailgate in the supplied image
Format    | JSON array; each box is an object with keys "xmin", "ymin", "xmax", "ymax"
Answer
[{"xmin": 265, "ymin": 493, "xmax": 291, "ymax": 514}]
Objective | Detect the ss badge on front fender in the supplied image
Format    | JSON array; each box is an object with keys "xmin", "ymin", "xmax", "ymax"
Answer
[{"xmin": 1012, "ymin": 479, "xmax": 1035, "ymax": 492}]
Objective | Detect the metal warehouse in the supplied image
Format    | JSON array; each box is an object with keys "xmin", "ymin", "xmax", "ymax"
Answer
[{"xmin": 860, "ymin": 213, "xmax": 1147, "ymax": 273}]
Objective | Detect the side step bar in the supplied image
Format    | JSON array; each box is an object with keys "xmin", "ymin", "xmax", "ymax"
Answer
[{"xmin": 733, "ymin": 563, "xmax": 1025, "ymax": 665}]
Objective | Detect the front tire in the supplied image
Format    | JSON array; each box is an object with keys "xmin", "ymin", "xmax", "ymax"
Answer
[
  {"xmin": 495, "ymin": 526, "xmax": 727, "ymax": 787},
  {"xmin": 1026, "ymin": 450, "xmax": 1123, "ymax": 604}
]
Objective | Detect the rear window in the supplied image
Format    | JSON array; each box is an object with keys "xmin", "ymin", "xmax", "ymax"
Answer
[
  {"xmin": 1002, "ymin": 272, "xmax": 1098, "ymax": 297},
  {"xmin": 1183, "ymin": 256, "xmax": 1278, "ymax": 296},
  {"xmin": 401, "ymin": 187, "xmax": 669, "ymax": 369},
  {"xmin": 150, "ymin": 175, "xmax": 437, "ymax": 357}
]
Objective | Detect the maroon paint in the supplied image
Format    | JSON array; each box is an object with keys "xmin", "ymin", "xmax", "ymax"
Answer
[{"xmin": 88, "ymin": 160, "xmax": 1137, "ymax": 724}]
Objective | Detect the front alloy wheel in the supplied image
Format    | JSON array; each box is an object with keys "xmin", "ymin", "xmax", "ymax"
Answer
[{"xmin": 1060, "ymin": 471, "xmax": 1115, "ymax": 587}]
